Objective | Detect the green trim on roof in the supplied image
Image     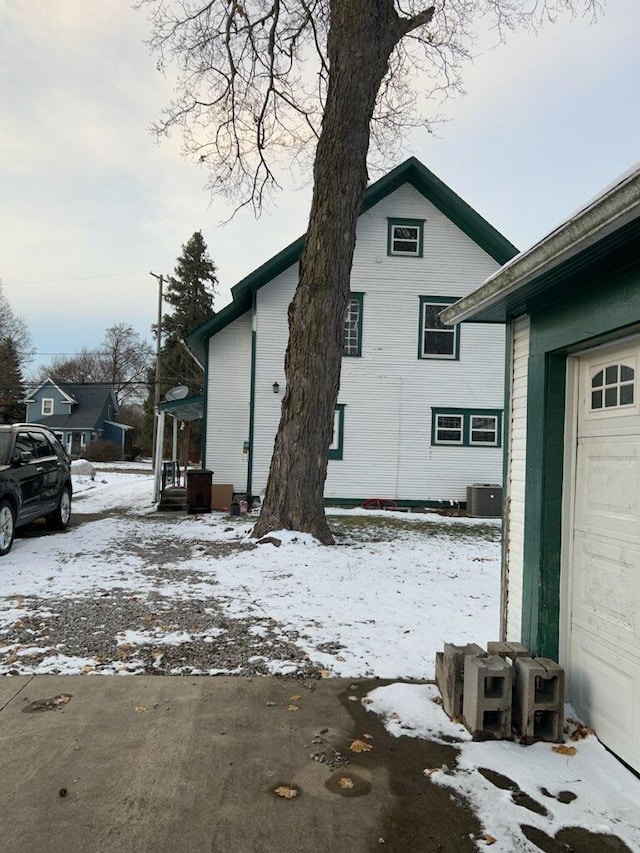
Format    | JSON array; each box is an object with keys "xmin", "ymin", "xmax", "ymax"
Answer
[
  {"xmin": 186, "ymin": 157, "xmax": 518, "ymax": 348},
  {"xmin": 185, "ymin": 297, "xmax": 250, "ymax": 353},
  {"xmin": 367, "ymin": 158, "xmax": 517, "ymax": 263}
]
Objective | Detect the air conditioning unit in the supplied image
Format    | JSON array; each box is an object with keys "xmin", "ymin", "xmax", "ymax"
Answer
[{"xmin": 466, "ymin": 484, "xmax": 502, "ymax": 518}]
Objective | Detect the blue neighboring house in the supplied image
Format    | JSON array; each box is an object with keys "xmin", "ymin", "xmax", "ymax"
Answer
[{"xmin": 24, "ymin": 379, "xmax": 131, "ymax": 457}]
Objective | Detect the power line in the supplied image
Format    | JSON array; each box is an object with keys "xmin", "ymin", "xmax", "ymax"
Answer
[{"xmin": 2, "ymin": 271, "xmax": 147, "ymax": 287}]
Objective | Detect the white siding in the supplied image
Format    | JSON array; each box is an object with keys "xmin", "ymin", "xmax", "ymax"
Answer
[
  {"xmin": 252, "ymin": 266, "xmax": 297, "ymax": 493},
  {"xmin": 249, "ymin": 182, "xmax": 506, "ymax": 501},
  {"xmin": 206, "ymin": 313, "xmax": 252, "ymax": 490},
  {"xmin": 504, "ymin": 315, "xmax": 530, "ymax": 642}
]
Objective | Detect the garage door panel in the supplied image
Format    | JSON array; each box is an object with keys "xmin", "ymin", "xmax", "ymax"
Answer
[
  {"xmin": 570, "ymin": 635, "xmax": 636, "ymax": 751},
  {"xmin": 569, "ymin": 341, "xmax": 640, "ymax": 773},
  {"xmin": 572, "ymin": 535, "xmax": 640, "ymax": 646},
  {"xmin": 574, "ymin": 439, "xmax": 640, "ymax": 537}
]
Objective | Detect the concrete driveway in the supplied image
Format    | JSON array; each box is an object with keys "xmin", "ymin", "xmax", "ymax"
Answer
[{"xmin": 0, "ymin": 675, "xmax": 481, "ymax": 853}]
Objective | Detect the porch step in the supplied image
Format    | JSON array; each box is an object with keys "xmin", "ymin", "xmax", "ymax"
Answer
[{"xmin": 158, "ymin": 487, "xmax": 187, "ymax": 512}]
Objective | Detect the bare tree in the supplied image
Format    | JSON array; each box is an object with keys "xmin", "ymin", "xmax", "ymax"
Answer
[
  {"xmin": 36, "ymin": 348, "xmax": 105, "ymax": 385},
  {"xmin": 101, "ymin": 324, "xmax": 155, "ymax": 405},
  {"xmin": 0, "ymin": 280, "xmax": 34, "ymax": 367},
  {"xmin": 36, "ymin": 324, "xmax": 153, "ymax": 406},
  {"xmin": 139, "ymin": 0, "xmax": 600, "ymax": 543}
]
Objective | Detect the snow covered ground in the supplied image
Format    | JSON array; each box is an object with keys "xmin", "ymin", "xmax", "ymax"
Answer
[
  {"xmin": 1, "ymin": 464, "xmax": 639, "ymax": 851},
  {"xmin": 1, "ymin": 465, "xmax": 501, "ymax": 679}
]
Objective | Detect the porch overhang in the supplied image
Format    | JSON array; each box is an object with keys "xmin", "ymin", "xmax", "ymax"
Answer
[{"xmin": 157, "ymin": 395, "xmax": 204, "ymax": 422}]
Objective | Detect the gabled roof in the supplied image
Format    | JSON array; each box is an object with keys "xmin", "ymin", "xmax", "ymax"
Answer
[
  {"xmin": 31, "ymin": 383, "xmax": 120, "ymax": 430},
  {"xmin": 186, "ymin": 157, "xmax": 518, "ymax": 359},
  {"xmin": 24, "ymin": 377, "xmax": 76, "ymax": 405},
  {"xmin": 442, "ymin": 161, "xmax": 640, "ymax": 325}
]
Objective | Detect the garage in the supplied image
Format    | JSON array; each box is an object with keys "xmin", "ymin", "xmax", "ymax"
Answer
[
  {"xmin": 441, "ymin": 162, "xmax": 640, "ymax": 772},
  {"xmin": 569, "ymin": 341, "xmax": 640, "ymax": 770}
]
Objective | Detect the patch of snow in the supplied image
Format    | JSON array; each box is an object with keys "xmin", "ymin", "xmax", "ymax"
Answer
[{"xmin": 366, "ymin": 683, "xmax": 640, "ymax": 852}]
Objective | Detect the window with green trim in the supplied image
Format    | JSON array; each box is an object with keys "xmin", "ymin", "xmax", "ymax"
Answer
[
  {"xmin": 329, "ymin": 404, "xmax": 345, "ymax": 460},
  {"xmin": 431, "ymin": 408, "xmax": 502, "ymax": 447},
  {"xmin": 387, "ymin": 218, "xmax": 424, "ymax": 257},
  {"xmin": 419, "ymin": 296, "xmax": 460, "ymax": 359},
  {"xmin": 343, "ymin": 293, "xmax": 364, "ymax": 357}
]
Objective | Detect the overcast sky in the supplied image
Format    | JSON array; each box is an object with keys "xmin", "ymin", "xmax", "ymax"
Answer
[{"xmin": 1, "ymin": 0, "xmax": 639, "ymax": 379}]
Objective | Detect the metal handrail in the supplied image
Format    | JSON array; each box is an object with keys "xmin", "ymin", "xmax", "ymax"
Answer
[{"xmin": 161, "ymin": 460, "xmax": 182, "ymax": 491}]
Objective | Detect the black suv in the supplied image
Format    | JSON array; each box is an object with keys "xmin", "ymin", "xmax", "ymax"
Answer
[{"xmin": 0, "ymin": 424, "xmax": 73, "ymax": 556}]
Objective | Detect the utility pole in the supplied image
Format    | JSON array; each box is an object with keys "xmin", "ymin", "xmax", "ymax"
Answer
[{"xmin": 150, "ymin": 272, "xmax": 164, "ymax": 468}]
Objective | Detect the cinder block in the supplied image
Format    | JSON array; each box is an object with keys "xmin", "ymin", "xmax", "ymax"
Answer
[
  {"xmin": 514, "ymin": 657, "xmax": 565, "ymax": 743},
  {"xmin": 486, "ymin": 641, "xmax": 530, "ymax": 663},
  {"xmin": 437, "ymin": 643, "xmax": 486, "ymax": 721},
  {"xmin": 435, "ymin": 651, "xmax": 444, "ymax": 693},
  {"xmin": 463, "ymin": 655, "xmax": 512, "ymax": 740}
]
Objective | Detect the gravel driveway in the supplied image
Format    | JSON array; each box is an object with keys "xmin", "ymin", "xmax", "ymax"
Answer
[
  {"xmin": 1, "ymin": 473, "xmax": 501, "ymax": 679},
  {"xmin": 2, "ymin": 510, "xmax": 327, "ymax": 677}
]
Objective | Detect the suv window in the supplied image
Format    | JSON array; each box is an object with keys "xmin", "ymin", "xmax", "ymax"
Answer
[
  {"xmin": 30, "ymin": 431, "xmax": 53, "ymax": 459},
  {"xmin": 50, "ymin": 435, "xmax": 68, "ymax": 463},
  {"xmin": 0, "ymin": 431, "xmax": 10, "ymax": 463},
  {"xmin": 12, "ymin": 432, "xmax": 35, "ymax": 462}
]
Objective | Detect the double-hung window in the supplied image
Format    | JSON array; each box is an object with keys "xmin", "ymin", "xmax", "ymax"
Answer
[
  {"xmin": 431, "ymin": 408, "xmax": 502, "ymax": 447},
  {"xmin": 387, "ymin": 218, "xmax": 424, "ymax": 257},
  {"xmin": 41, "ymin": 398, "xmax": 54, "ymax": 416},
  {"xmin": 434, "ymin": 414, "xmax": 464, "ymax": 445},
  {"xmin": 343, "ymin": 293, "xmax": 364, "ymax": 357},
  {"xmin": 329, "ymin": 405, "xmax": 345, "ymax": 460},
  {"xmin": 419, "ymin": 296, "xmax": 460, "ymax": 359}
]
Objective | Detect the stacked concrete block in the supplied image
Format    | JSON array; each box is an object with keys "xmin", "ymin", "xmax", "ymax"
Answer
[
  {"xmin": 436, "ymin": 642, "xmax": 486, "ymax": 721},
  {"xmin": 463, "ymin": 655, "xmax": 513, "ymax": 740},
  {"xmin": 486, "ymin": 641, "xmax": 530, "ymax": 664},
  {"xmin": 514, "ymin": 656, "xmax": 565, "ymax": 743}
]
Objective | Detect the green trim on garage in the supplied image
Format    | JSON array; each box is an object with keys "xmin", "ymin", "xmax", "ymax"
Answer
[{"xmin": 521, "ymin": 245, "xmax": 640, "ymax": 658}]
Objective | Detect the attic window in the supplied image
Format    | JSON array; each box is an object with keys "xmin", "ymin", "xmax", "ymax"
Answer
[
  {"xmin": 41, "ymin": 398, "xmax": 54, "ymax": 416},
  {"xmin": 387, "ymin": 218, "xmax": 424, "ymax": 257},
  {"xmin": 591, "ymin": 364, "xmax": 635, "ymax": 410}
]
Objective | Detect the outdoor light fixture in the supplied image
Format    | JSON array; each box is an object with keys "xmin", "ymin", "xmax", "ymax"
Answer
[{"xmin": 272, "ymin": 381, "xmax": 280, "ymax": 394}]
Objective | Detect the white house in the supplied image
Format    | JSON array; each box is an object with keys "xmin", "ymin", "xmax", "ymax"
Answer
[
  {"xmin": 186, "ymin": 158, "xmax": 517, "ymax": 509},
  {"xmin": 443, "ymin": 163, "xmax": 640, "ymax": 773}
]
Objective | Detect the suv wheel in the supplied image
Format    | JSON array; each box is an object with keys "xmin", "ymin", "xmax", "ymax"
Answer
[
  {"xmin": 46, "ymin": 487, "xmax": 72, "ymax": 530},
  {"xmin": 0, "ymin": 499, "xmax": 16, "ymax": 556}
]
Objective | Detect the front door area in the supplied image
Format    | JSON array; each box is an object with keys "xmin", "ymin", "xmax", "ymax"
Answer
[{"xmin": 568, "ymin": 340, "xmax": 640, "ymax": 772}]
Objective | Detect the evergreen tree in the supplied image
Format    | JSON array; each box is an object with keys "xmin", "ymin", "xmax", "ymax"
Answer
[
  {"xmin": 0, "ymin": 337, "xmax": 26, "ymax": 424},
  {"xmin": 160, "ymin": 231, "xmax": 217, "ymax": 394},
  {"xmin": 163, "ymin": 231, "xmax": 217, "ymax": 343},
  {"xmin": 145, "ymin": 232, "xmax": 218, "ymax": 457},
  {"xmin": 161, "ymin": 230, "xmax": 217, "ymax": 396}
]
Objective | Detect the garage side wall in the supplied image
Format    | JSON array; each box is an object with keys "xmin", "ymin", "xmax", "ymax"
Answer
[{"xmin": 503, "ymin": 315, "xmax": 530, "ymax": 641}]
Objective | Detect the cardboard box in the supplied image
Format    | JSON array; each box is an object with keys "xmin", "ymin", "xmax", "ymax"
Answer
[{"xmin": 211, "ymin": 484, "xmax": 234, "ymax": 511}]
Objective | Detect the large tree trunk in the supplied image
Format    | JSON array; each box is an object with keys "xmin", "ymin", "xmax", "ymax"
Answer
[{"xmin": 252, "ymin": 0, "xmax": 409, "ymax": 544}]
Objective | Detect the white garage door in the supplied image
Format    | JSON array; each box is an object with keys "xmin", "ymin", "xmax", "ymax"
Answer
[{"xmin": 570, "ymin": 341, "xmax": 640, "ymax": 772}]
